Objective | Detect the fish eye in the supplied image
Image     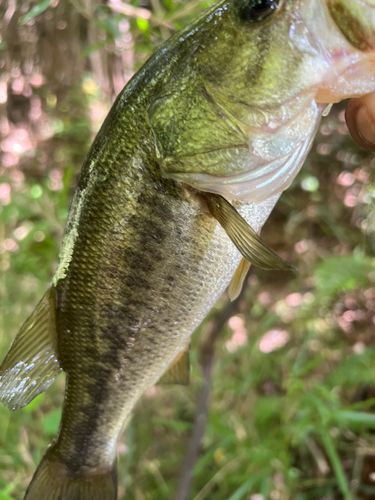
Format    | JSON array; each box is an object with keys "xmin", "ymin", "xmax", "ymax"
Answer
[{"xmin": 235, "ymin": 0, "xmax": 281, "ymax": 22}]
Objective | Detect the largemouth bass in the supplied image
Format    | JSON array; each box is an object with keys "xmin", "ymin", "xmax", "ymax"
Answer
[{"xmin": 2, "ymin": 0, "xmax": 375, "ymax": 498}]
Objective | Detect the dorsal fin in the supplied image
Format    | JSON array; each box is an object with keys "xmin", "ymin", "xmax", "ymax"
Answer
[
  {"xmin": 205, "ymin": 193, "xmax": 296, "ymax": 271},
  {"xmin": 228, "ymin": 258, "xmax": 251, "ymax": 301},
  {"xmin": 0, "ymin": 288, "xmax": 62, "ymax": 410},
  {"xmin": 158, "ymin": 344, "xmax": 190, "ymax": 385}
]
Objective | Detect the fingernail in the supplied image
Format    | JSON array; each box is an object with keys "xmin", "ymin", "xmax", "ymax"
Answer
[{"xmin": 356, "ymin": 106, "xmax": 375, "ymax": 146}]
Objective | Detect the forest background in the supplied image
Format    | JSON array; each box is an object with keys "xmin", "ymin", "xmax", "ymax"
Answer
[{"xmin": 1, "ymin": 1, "xmax": 375, "ymax": 499}]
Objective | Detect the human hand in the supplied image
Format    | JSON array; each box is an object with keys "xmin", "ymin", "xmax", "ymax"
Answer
[{"xmin": 346, "ymin": 94, "xmax": 375, "ymax": 152}]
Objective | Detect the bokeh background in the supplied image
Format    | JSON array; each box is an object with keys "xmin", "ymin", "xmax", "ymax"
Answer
[{"xmin": 2, "ymin": 1, "xmax": 375, "ymax": 499}]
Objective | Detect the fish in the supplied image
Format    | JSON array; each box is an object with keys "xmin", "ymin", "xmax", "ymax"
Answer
[{"xmin": 2, "ymin": 0, "xmax": 375, "ymax": 498}]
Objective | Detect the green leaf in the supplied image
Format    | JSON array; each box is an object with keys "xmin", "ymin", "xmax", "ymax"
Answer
[
  {"xmin": 334, "ymin": 410, "xmax": 375, "ymax": 426},
  {"xmin": 24, "ymin": 393, "xmax": 45, "ymax": 413},
  {"xmin": 0, "ymin": 483, "xmax": 16, "ymax": 500},
  {"xmin": 227, "ymin": 477, "xmax": 257, "ymax": 500},
  {"xmin": 0, "ymin": 493, "xmax": 14, "ymax": 500},
  {"xmin": 62, "ymin": 165, "xmax": 74, "ymax": 193},
  {"xmin": 153, "ymin": 417, "xmax": 192, "ymax": 432},
  {"xmin": 136, "ymin": 18, "xmax": 149, "ymax": 32},
  {"xmin": 320, "ymin": 427, "xmax": 351, "ymax": 500},
  {"xmin": 314, "ymin": 255, "xmax": 375, "ymax": 297},
  {"xmin": 30, "ymin": 185, "xmax": 43, "ymax": 199},
  {"xmin": 42, "ymin": 409, "xmax": 62, "ymax": 436},
  {"xmin": 19, "ymin": 0, "xmax": 54, "ymax": 24},
  {"xmin": 345, "ymin": 398, "xmax": 375, "ymax": 411}
]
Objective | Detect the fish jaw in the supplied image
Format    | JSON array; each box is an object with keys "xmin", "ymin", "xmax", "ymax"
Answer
[
  {"xmin": 269, "ymin": 0, "xmax": 375, "ymax": 104},
  {"xmin": 314, "ymin": 51, "xmax": 375, "ymax": 102},
  {"xmin": 301, "ymin": 0, "xmax": 375, "ymax": 102}
]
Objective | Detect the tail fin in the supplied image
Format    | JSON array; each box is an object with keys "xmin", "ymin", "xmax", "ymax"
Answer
[{"xmin": 24, "ymin": 448, "xmax": 117, "ymax": 500}]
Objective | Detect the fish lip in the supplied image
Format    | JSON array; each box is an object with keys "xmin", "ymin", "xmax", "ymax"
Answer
[{"xmin": 295, "ymin": 0, "xmax": 375, "ymax": 103}]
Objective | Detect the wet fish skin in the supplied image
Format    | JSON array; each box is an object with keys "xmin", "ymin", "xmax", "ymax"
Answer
[
  {"xmin": 25, "ymin": 7, "xmax": 282, "ymax": 488},
  {"xmin": 49, "ymin": 4, "xmax": 291, "ymax": 477},
  {"xmin": 52, "ymin": 154, "xmax": 276, "ymax": 471},
  {"xmin": 1, "ymin": 0, "xmax": 375, "ymax": 498}
]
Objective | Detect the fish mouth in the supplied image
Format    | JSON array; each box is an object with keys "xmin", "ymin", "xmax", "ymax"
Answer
[{"xmin": 300, "ymin": 0, "xmax": 375, "ymax": 102}]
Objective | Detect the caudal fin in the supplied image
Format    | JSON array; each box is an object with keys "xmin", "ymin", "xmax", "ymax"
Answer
[{"xmin": 24, "ymin": 448, "xmax": 117, "ymax": 500}]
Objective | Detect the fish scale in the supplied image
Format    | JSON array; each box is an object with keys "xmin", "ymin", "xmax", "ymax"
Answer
[
  {"xmin": 54, "ymin": 161, "xmax": 246, "ymax": 471},
  {"xmin": 2, "ymin": 0, "xmax": 375, "ymax": 498}
]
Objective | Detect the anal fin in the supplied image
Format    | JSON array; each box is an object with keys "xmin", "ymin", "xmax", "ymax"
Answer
[
  {"xmin": 157, "ymin": 344, "xmax": 190, "ymax": 385},
  {"xmin": 205, "ymin": 193, "xmax": 296, "ymax": 272},
  {"xmin": 228, "ymin": 258, "xmax": 251, "ymax": 301},
  {"xmin": 0, "ymin": 288, "xmax": 62, "ymax": 410}
]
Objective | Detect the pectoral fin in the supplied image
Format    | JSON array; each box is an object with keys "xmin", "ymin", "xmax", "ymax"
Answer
[
  {"xmin": 0, "ymin": 288, "xmax": 62, "ymax": 410},
  {"xmin": 205, "ymin": 193, "xmax": 296, "ymax": 272},
  {"xmin": 228, "ymin": 258, "xmax": 251, "ymax": 301},
  {"xmin": 158, "ymin": 344, "xmax": 190, "ymax": 385}
]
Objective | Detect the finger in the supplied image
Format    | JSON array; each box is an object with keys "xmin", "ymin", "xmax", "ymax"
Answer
[{"xmin": 345, "ymin": 93, "xmax": 375, "ymax": 152}]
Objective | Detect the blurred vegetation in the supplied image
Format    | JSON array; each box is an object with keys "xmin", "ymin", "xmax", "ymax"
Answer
[{"xmin": 1, "ymin": 1, "xmax": 375, "ymax": 499}]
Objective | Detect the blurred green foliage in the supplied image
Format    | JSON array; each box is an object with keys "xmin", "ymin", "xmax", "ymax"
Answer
[{"xmin": 2, "ymin": 0, "xmax": 375, "ymax": 499}]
